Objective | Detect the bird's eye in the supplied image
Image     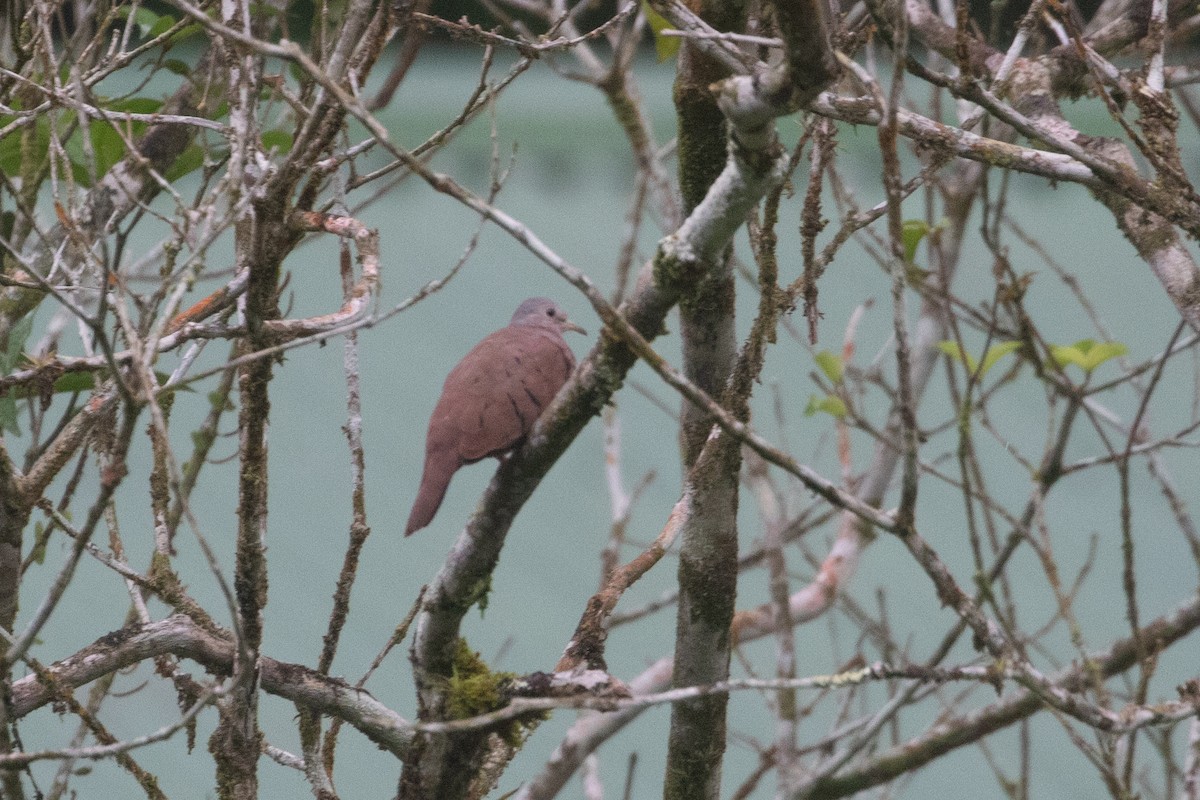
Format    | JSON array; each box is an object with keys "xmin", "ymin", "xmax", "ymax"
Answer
[{"xmin": 546, "ymin": 308, "xmax": 556, "ymax": 316}]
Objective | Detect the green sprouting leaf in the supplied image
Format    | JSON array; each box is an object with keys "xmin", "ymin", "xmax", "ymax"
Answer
[
  {"xmin": 29, "ymin": 522, "xmax": 47, "ymax": 565},
  {"xmin": 642, "ymin": 2, "xmax": 681, "ymax": 62},
  {"xmin": 901, "ymin": 219, "xmax": 929, "ymax": 264},
  {"xmin": 978, "ymin": 341, "xmax": 1021, "ymax": 377},
  {"xmin": 937, "ymin": 340, "xmax": 977, "ymax": 374},
  {"xmin": 905, "ymin": 263, "xmax": 932, "ymax": 288},
  {"xmin": 938, "ymin": 339, "xmax": 1021, "ymax": 379},
  {"xmin": 151, "ymin": 370, "xmax": 191, "ymax": 392},
  {"xmin": 815, "ymin": 349, "xmax": 843, "ymax": 384},
  {"xmin": 1083, "ymin": 341, "xmax": 1128, "ymax": 369},
  {"xmin": 804, "ymin": 393, "xmax": 847, "ymax": 419},
  {"xmin": 260, "ymin": 129, "xmax": 293, "ymax": 154},
  {"xmin": 207, "ymin": 390, "xmax": 235, "ymax": 412},
  {"xmin": 1050, "ymin": 339, "xmax": 1128, "ymax": 373}
]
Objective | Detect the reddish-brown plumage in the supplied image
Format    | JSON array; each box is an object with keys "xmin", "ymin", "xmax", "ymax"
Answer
[{"xmin": 405, "ymin": 298, "xmax": 586, "ymax": 536}]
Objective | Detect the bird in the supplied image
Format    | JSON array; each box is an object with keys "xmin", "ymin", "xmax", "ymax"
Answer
[{"xmin": 405, "ymin": 297, "xmax": 587, "ymax": 536}]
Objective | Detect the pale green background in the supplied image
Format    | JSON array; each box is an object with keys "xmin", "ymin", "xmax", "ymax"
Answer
[{"xmin": 11, "ymin": 44, "xmax": 1200, "ymax": 799}]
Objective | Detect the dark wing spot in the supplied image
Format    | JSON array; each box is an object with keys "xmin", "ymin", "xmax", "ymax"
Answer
[
  {"xmin": 508, "ymin": 393, "xmax": 529, "ymax": 431},
  {"xmin": 523, "ymin": 385, "xmax": 544, "ymax": 411}
]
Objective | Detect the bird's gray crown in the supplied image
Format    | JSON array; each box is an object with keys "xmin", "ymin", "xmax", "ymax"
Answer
[{"xmin": 511, "ymin": 297, "xmax": 564, "ymax": 325}]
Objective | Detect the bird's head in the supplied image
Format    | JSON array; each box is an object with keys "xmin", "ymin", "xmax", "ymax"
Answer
[{"xmin": 511, "ymin": 297, "xmax": 587, "ymax": 336}]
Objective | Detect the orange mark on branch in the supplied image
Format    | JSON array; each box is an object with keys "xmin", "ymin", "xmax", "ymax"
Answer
[{"xmin": 165, "ymin": 288, "xmax": 230, "ymax": 335}]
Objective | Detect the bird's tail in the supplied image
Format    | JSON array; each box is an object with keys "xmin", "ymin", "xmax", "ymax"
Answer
[{"xmin": 405, "ymin": 448, "xmax": 460, "ymax": 536}]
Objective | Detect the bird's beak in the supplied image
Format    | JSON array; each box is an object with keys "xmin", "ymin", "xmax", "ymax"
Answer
[{"xmin": 562, "ymin": 319, "xmax": 587, "ymax": 336}]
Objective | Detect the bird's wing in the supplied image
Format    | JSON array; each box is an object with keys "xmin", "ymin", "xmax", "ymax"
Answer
[{"xmin": 438, "ymin": 328, "xmax": 575, "ymax": 462}]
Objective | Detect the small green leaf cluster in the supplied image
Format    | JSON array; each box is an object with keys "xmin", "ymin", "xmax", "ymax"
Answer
[
  {"xmin": 113, "ymin": 6, "xmax": 203, "ymax": 44},
  {"xmin": 936, "ymin": 336, "xmax": 1128, "ymax": 389},
  {"xmin": 1, "ymin": 6, "xmax": 295, "ymax": 188},
  {"xmin": 1049, "ymin": 339, "xmax": 1127, "ymax": 374},
  {"xmin": 899, "ymin": 218, "xmax": 948, "ymax": 288},
  {"xmin": 806, "ymin": 349, "xmax": 847, "ymax": 419},
  {"xmin": 936, "ymin": 340, "xmax": 1021, "ymax": 380}
]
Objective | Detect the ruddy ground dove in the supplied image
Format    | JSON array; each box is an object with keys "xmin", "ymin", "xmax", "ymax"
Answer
[{"xmin": 404, "ymin": 297, "xmax": 587, "ymax": 536}]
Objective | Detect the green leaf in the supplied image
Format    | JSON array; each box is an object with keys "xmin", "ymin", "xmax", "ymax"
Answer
[
  {"xmin": 248, "ymin": 2, "xmax": 287, "ymax": 18},
  {"xmin": 938, "ymin": 339, "xmax": 1021, "ymax": 379},
  {"xmin": 109, "ymin": 97, "xmax": 163, "ymax": 117},
  {"xmin": 64, "ymin": 116, "xmax": 132, "ymax": 185},
  {"xmin": 168, "ymin": 22, "xmax": 204, "ymax": 45},
  {"xmin": 804, "ymin": 393, "xmax": 847, "ymax": 419},
  {"xmin": 28, "ymin": 523, "xmax": 47, "ymax": 565},
  {"xmin": 114, "ymin": 2, "xmax": 196, "ymax": 42},
  {"xmin": 0, "ymin": 117, "xmax": 50, "ymax": 178},
  {"xmin": 207, "ymin": 390, "xmax": 235, "ymax": 412},
  {"xmin": 164, "ymin": 59, "xmax": 193, "ymax": 76},
  {"xmin": 89, "ymin": 120, "xmax": 127, "ymax": 174},
  {"xmin": 115, "ymin": 6, "xmax": 161, "ymax": 37},
  {"xmin": 52, "ymin": 372, "xmax": 95, "ymax": 395},
  {"xmin": 260, "ymin": 130, "xmax": 293, "ymax": 154},
  {"xmin": 901, "ymin": 219, "xmax": 929, "ymax": 264},
  {"xmin": 642, "ymin": 2, "xmax": 681, "ymax": 62},
  {"xmin": 1050, "ymin": 339, "xmax": 1128, "ymax": 373},
  {"xmin": 937, "ymin": 340, "xmax": 978, "ymax": 374},
  {"xmin": 814, "ymin": 350, "xmax": 843, "ymax": 384},
  {"xmin": 3, "ymin": 370, "xmax": 98, "ymax": 401},
  {"xmin": 2, "ymin": 312, "xmax": 34, "ymax": 372},
  {"xmin": 147, "ymin": 13, "xmax": 178, "ymax": 38},
  {"xmin": 151, "ymin": 370, "xmax": 191, "ymax": 391},
  {"xmin": 905, "ymin": 263, "xmax": 932, "ymax": 288},
  {"xmin": 0, "ymin": 395, "xmax": 19, "ymax": 436},
  {"xmin": 165, "ymin": 144, "xmax": 205, "ymax": 182},
  {"xmin": 2, "ymin": 313, "xmax": 33, "ymax": 432},
  {"xmin": 978, "ymin": 341, "xmax": 1021, "ymax": 377}
]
